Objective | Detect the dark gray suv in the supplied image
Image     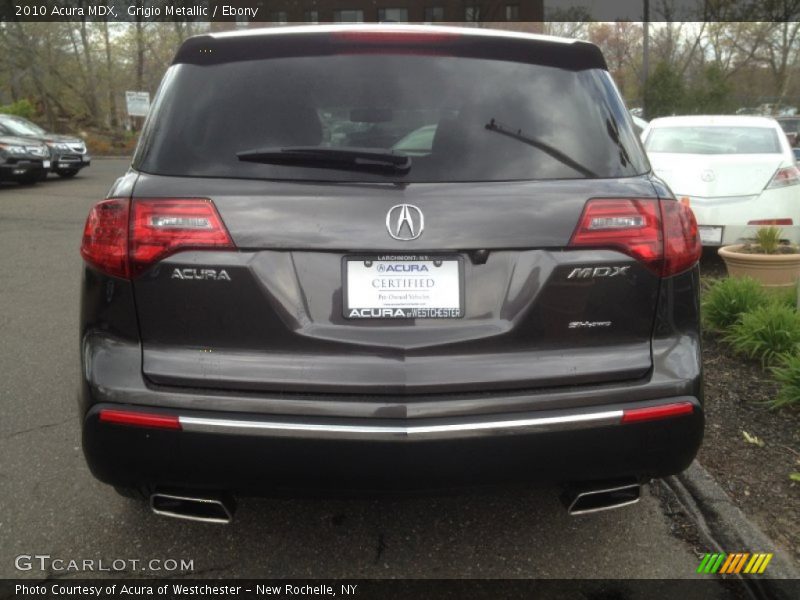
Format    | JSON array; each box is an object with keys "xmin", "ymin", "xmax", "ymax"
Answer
[{"xmin": 79, "ymin": 26, "xmax": 703, "ymax": 523}]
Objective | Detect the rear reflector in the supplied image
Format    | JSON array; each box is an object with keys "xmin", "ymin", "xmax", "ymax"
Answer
[
  {"xmin": 621, "ymin": 402, "xmax": 694, "ymax": 424},
  {"xmin": 99, "ymin": 409, "xmax": 181, "ymax": 430},
  {"xmin": 569, "ymin": 198, "xmax": 701, "ymax": 277},
  {"xmin": 748, "ymin": 218, "xmax": 793, "ymax": 226}
]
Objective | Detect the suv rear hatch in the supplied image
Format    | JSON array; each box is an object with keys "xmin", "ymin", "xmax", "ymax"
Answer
[{"xmin": 112, "ymin": 28, "xmax": 697, "ymax": 395}]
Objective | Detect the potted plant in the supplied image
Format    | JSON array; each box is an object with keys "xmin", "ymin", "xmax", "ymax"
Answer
[{"xmin": 718, "ymin": 226, "xmax": 800, "ymax": 291}]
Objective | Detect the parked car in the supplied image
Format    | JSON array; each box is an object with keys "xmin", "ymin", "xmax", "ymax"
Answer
[
  {"xmin": 776, "ymin": 116, "xmax": 800, "ymax": 146},
  {"xmin": 642, "ymin": 115, "xmax": 800, "ymax": 246},
  {"xmin": 631, "ymin": 115, "xmax": 649, "ymax": 137},
  {"xmin": 79, "ymin": 25, "xmax": 703, "ymax": 523},
  {"xmin": 0, "ymin": 136, "xmax": 50, "ymax": 184},
  {"xmin": 0, "ymin": 114, "xmax": 90, "ymax": 178}
]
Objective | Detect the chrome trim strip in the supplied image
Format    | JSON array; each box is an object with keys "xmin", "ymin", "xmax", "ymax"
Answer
[{"xmin": 179, "ymin": 410, "xmax": 623, "ymax": 441}]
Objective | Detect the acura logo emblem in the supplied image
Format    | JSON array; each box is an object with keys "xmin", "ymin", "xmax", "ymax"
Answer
[{"xmin": 386, "ymin": 204, "xmax": 424, "ymax": 241}]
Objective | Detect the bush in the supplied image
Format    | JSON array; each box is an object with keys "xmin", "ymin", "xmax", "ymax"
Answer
[
  {"xmin": 771, "ymin": 353, "xmax": 800, "ymax": 408},
  {"xmin": 0, "ymin": 99, "xmax": 36, "ymax": 119},
  {"xmin": 702, "ymin": 277, "xmax": 770, "ymax": 332},
  {"xmin": 725, "ymin": 304, "xmax": 800, "ymax": 366}
]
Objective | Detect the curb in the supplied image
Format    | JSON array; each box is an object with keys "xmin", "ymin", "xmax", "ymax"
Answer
[{"xmin": 663, "ymin": 461, "xmax": 799, "ymax": 599}]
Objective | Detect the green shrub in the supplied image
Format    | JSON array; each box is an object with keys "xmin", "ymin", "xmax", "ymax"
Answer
[
  {"xmin": 702, "ymin": 277, "xmax": 770, "ymax": 332},
  {"xmin": 753, "ymin": 226, "xmax": 783, "ymax": 254},
  {"xmin": 725, "ymin": 304, "xmax": 800, "ymax": 366},
  {"xmin": 770, "ymin": 353, "xmax": 800, "ymax": 408},
  {"xmin": 0, "ymin": 99, "xmax": 36, "ymax": 119}
]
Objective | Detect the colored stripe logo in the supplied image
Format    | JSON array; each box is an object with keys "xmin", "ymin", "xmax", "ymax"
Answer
[{"xmin": 697, "ymin": 552, "xmax": 773, "ymax": 574}]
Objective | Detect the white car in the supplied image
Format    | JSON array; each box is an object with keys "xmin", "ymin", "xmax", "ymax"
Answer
[{"xmin": 642, "ymin": 115, "xmax": 800, "ymax": 246}]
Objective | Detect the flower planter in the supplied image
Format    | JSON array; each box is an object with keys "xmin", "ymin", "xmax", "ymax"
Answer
[{"xmin": 718, "ymin": 244, "xmax": 800, "ymax": 291}]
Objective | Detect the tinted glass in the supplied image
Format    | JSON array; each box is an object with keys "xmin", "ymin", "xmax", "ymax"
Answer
[
  {"xmin": 646, "ymin": 126, "xmax": 782, "ymax": 155},
  {"xmin": 135, "ymin": 55, "xmax": 647, "ymax": 183},
  {"xmin": 0, "ymin": 116, "xmax": 46, "ymax": 136}
]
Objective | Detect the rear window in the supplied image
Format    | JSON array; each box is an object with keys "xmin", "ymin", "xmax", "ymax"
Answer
[
  {"xmin": 645, "ymin": 126, "xmax": 782, "ymax": 155},
  {"xmin": 135, "ymin": 53, "xmax": 647, "ymax": 183}
]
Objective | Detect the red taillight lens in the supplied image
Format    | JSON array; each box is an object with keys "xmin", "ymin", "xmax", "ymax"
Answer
[
  {"xmin": 568, "ymin": 199, "xmax": 662, "ymax": 273},
  {"xmin": 80, "ymin": 198, "xmax": 130, "ymax": 279},
  {"xmin": 80, "ymin": 198, "xmax": 235, "ymax": 279},
  {"xmin": 766, "ymin": 165, "xmax": 800, "ymax": 189},
  {"xmin": 568, "ymin": 198, "xmax": 700, "ymax": 277},
  {"xmin": 129, "ymin": 198, "xmax": 235, "ymax": 277},
  {"xmin": 621, "ymin": 402, "xmax": 694, "ymax": 424},
  {"xmin": 99, "ymin": 409, "xmax": 181, "ymax": 430},
  {"xmin": 661, "ymin": 200, "xmax": 702, "ymax": 277}
]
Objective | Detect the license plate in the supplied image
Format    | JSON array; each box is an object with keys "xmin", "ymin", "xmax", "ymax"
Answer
[
  {"xmin": 344, "ymin": 255, "xmax": 464, "ymax": 319},
  {"xmin": 82, "ymin": 155, "xmax": 90, "ymax": 162},
  {"xmin": 42, "ymin": 160, "xmax": 50, "ymax": 169},
  {"xmin": 59, "ymin": 162, "xmax": 73, "ymax": 168},
  {"xmin": 698, "ymin": 226, "xmax": 723, "ymax": 245}
]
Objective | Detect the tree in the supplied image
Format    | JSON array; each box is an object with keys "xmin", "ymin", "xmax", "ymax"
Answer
[{"xmin": 644, "ymin": 61, "xmax": 686, "ymax": 118}]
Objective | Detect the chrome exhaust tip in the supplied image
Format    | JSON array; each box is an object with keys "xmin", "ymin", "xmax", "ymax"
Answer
[
  {"xmin": 150, "ymin": 491, "xmax": 235, "ymax": 524},
  {"xmin": 561, "ymin": 480, "xmax": 641, "ymax": 515}
]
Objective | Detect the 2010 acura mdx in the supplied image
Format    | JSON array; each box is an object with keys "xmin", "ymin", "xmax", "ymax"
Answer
[{"xmin": 79, "ymin": 26, "xmax": 703, "ymax": 523}]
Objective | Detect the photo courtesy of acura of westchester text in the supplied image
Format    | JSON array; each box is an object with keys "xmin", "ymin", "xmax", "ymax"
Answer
[{"xmin": 0, "ymin": 0, "xmax": 798, "ymax": 596}]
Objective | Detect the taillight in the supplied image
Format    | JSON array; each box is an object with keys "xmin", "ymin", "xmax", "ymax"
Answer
[
  {"xmin": 79, "ymin": 198, "xmax": 235, "ymax": 279},
  {"xmin": 129, "ymin": 199, "xmax": 234, "ymax": 277},
  {"xmin": 568, "ymin": 199, "xmax": 662, "ymax": 272},
  {"xmin": 568, "ymin": 198, "xmax": 701, "ymax": 277},
  {"xmin": 80, "ymin": 199, "xmax": 130, "ymax": 279},
  {"xmin": 766, "ymin": 165, "xmax": 800, "ymax": 189},
  {"xmin": 661, "ymin": 200, "xmax": 702, "ymax": 277}
]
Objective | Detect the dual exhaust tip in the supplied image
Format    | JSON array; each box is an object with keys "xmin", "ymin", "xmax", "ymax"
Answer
[
  {"xmin": 148, "ymin": 480, "xmax": 641, "ymax": 523},
  {"xmin": 560, "ymin": 479, "xmax": 641, "ymax": 516},
  {"xmin": 150, "ymin": 491, "xmax": 235, "ymax": 524}
]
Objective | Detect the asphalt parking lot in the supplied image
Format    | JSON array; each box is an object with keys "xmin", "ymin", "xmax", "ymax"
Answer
[{"xmin": 0, "ymin": 159, "xmax": 726, "ymax": 582}]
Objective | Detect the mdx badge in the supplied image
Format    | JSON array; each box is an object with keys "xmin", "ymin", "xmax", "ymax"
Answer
[
  {"xmin": 386, "ymin": 204, "xmax": 424, "ymax": 241},
  {"xmin": 567, "ymin": 266, "xmax": 630, "ymax": 280}
]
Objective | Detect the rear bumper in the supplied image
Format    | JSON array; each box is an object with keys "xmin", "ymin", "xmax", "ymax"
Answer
[{"xmin": 82, "ymin": 397, "xmax": 704, "ymax": 491}]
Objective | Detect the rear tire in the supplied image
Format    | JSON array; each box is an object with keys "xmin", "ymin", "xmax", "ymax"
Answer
[{"xmin": 57, "ymin": 169, "xmax": 79, "ymax": 179}]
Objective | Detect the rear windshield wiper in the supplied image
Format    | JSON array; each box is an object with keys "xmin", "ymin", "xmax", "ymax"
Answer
[
  {"xmin": 236, "ymin": 146, "xmax": 411, "ymax": 174},
  {"xmin": 484, "ymin": 119, "xmax": 598, "ymax": 178}
]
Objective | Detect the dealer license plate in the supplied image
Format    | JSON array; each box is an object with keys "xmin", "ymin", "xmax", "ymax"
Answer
[
  {"xmin": 344, "ymin": 255, "xmax": 464, "ymax": 319},
  {"xmin": 698, "ymin": 225, "xmax": 723, "ymax": 245}
]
